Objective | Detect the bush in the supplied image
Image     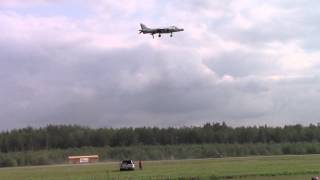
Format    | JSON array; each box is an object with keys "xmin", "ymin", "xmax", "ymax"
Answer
[
  {"xmin": 35, "ymin": 155, "xmax": 50, "ymax": 165},
  {"xmin": 0, "ymin": 157, "xmax": 17, "ymax": 167}
]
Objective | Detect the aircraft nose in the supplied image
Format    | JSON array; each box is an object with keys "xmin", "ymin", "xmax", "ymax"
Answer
[{"xmin": 180, "ymin": 28, "xmax": 184, "ymax": 31}]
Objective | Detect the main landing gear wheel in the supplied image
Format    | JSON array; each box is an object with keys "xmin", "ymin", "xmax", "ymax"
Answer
[{"xmin": 158, "ymin": 34, "xmax": 161, "ymax": 37}]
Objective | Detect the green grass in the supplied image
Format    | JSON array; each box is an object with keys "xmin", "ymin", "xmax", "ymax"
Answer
[{"xmin": 0, "ymin": 155, "xmax": 319, "ymax": 179}]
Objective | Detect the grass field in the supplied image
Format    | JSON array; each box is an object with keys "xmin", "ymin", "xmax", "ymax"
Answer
[{"xmin": 0, "ymin": 155, "xmax": 319, "ymax": 180}]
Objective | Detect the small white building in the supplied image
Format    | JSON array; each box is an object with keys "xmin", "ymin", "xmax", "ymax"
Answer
[{"xmin": 68, "ymin": 155, "xmax": 99, "ymax": 164}]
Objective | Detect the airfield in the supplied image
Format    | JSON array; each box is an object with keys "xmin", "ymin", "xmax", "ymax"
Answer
[{"xmin": 0, "ymin": 154, "xmax": 319, "ymax": 180}]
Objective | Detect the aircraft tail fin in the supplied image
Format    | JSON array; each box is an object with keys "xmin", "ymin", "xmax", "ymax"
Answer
[{"xmin": 140, "ymin": 23, "xmax": 148, "ymax": 30}]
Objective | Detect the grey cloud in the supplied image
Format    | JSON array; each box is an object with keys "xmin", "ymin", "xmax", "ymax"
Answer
[
  {"xmin": 0, "ymin": 35, "xmax": 274, "ymax": 129},
  {"xmin": 204, "ymin": 51, "xmax": 275, "ymax": 77},
  {"xmin": 269, "ymin": 77, "xmax": 320, "ymax": 124}
]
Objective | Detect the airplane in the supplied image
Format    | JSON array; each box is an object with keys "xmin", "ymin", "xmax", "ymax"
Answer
[{"xmin": 139, "ymin": 23, "xmax": 184, "ymax": 38}]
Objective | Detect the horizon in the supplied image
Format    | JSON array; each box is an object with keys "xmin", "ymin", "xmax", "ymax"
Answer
[{"xmin": 1, "ymin": 121, "xmax": 320, "ymax": 133}]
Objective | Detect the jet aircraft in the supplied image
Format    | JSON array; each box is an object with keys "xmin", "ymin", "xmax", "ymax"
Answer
[{"xmin": 139, "ymin": 24, "xmax": 184, "ymax": 38}]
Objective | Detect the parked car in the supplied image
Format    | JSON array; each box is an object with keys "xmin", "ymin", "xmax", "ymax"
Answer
[{"xmin": 120, "ymin": 160, "xmax": 135, "ymax": 171}]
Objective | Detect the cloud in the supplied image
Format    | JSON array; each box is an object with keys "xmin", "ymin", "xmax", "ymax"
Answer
[
  {"xmin": 1, "ymin": 0, "xmax": 320, "ymax": 130},
  {"xmin": 0, "ymin": 0, "xmax": 56, "ymax": 7}
]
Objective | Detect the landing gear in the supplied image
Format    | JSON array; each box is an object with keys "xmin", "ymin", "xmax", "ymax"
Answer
[
  {"xmin": 152, "ymin": 34, "xmax": 155, "ymax": 38},
  {"xmin": 158, "ymin": 34, "xmax": 161, "ymax": 38},
  {"xmin": 170, "ymin": 33, "xmax": 173, "ymax": 37}
]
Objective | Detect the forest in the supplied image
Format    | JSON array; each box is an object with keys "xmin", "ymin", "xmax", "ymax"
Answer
[
  {"xmin": 1, "ymin": 122, "xmax": 320, "ymax": 167},
  {"xmin": 1, "ymin": 122, "xmax": 320, "ymax": 152}
]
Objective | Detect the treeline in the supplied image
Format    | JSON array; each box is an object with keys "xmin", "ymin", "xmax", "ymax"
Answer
[
  {"xmin": 1, "ymin": 123, "xmax": 320, "ymax": 152},
  {"xmin": 2, "ymin": 143, "xmax": 320, "ymax": 167}
]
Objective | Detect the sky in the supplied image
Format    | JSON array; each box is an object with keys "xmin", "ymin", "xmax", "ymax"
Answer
[{"xmin": 1, "ymin": 0, "xmax": 320, "ymax": 130}]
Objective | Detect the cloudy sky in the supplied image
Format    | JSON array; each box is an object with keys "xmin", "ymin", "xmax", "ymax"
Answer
[{"xmin": 1, "ymin": 0, "xmax": 320, "ymax": 130}]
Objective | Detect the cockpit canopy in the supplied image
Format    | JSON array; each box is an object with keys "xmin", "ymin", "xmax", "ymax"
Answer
[{"xmin": 169, "ymin": 26, "xmax": 178, "ymax": 29}]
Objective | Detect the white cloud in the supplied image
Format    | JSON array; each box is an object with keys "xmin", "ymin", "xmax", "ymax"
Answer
[{"xmin": 0, "ymin": 0, "xmax": 55, "ymax": 7}]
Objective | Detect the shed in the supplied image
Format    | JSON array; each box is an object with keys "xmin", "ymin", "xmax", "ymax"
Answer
[{"xmin": 68, "ymin": 155, "xmax": 99, "ymax": 164}]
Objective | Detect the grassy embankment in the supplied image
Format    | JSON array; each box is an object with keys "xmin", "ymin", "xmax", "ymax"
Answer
[
  {"xmin": 0, "ymin": 154, "xmax": 319, "ymax": 180},
  {"xmin": 3, "ymin": 142, "xmax": 320, "ymax": 167}
]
